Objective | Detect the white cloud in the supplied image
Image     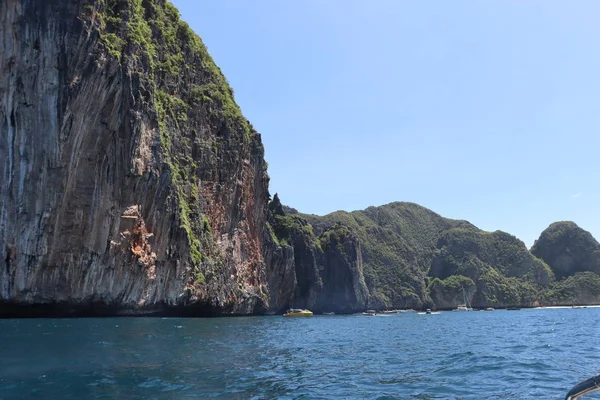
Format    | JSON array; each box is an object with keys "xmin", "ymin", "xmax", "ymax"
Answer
[{"xmin": 571, "ymin": 192, "xmax": 583, "ymax": 199}]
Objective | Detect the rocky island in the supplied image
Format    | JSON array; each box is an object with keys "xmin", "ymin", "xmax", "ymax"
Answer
[{"xmin": 1, "ymin": 0, "xmax": 599, "ymax": 317}]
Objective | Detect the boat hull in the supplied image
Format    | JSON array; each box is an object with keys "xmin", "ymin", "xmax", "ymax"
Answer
[{"xmin": 284, "ymin": 310, "xmax": 313, "ymax": 317}]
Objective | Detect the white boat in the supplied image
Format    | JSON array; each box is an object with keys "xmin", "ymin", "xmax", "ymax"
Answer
[
  {"xmin": 452, "ymin": 287, "xmax": 473, "ymax": 311},
  {"xmin": 418, "ymin": 309, "xmax": 440, "ymax": 315}
]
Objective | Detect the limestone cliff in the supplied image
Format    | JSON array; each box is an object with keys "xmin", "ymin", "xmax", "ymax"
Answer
[
  {"xmin": 3, "ymin": 0, "xmax": 599, "ymax": 317},
  {"xmin": 295, "ymin": 202, "xmax": 555, "ymax": 310},
  {"xmin": 317, "ymin": 226, "xmax": 369, "ymax": 313},
  {"xmin": 0, "ymin": 0, "xmax": 270, "ymax": 316},
  {"xmin": 541, "ymin": 272, "xmax": 600, "ymax": 306},
  {"xmin": 531, "ymin": 221, "xmax": 600, "ymax": 279},
  {"xmin": 266, "ymin": 206, "xmax": 369, "ymax": 314},
  {"xmin": 532, "ymin": 222, "xmax": 600, "ymax": 305},
  {"xmin": 427, "ymin": 275, "xmax": 476, "ymax": 309},
  {"xmin": 431, "ymin": 229, "xmax": 552, "ymax": 308}
]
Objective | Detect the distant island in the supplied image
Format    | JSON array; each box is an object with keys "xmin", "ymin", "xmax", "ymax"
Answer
[
  {"xmin": 269, "ymin": 195, "xmax": 600, "ymax": 313},
  {"xmin": 1, "ymin": 0, "xmax": 598, "ymax": 317}
]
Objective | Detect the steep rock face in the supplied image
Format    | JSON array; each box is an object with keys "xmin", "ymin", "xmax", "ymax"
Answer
[
  {"xmin": 263, "ymin": 240, "xmax": 296, "ymax": 314},
  {"xmin": 266, "ymin": 213, "xmax": 369, "ymax": 314},
  {"xmin": 296, "ymin": 202, "xmax": 553, "ymax": 309},
  {"xmin": 431, "ymin": 229, "xmax": 553, "ymax": 308},
  {"xmin": 531, "ymin": 222, "xmax": 600, "ymax": 279},
  {"xmin": 289, "ymin": 220, "xmax": 322, "ymax": 309},
  {"xmin": 300, "ymin": 202, "xmax": 470, "ymax": 309},
  {"xmin": 542, "ymin": 272, "xmax": 600, "ymax": 306},
  {"xmin": 5, "ymin": 1, "xmax": 599, "ymax": 317},
  {"xmin": 0, "ymin": 0, "xmax": 270, "ymax": 315},
  {"xmin": 316, "ymin": 228, "xmax": 368, "ymax": 313},
  {"xmin": 428, "ymin": 275, "xmax": 476, "ymax": 310}
]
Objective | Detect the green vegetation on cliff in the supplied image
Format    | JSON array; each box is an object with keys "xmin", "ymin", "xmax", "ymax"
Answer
[
  {"xmin": 281, "ymin": 202, "xmax": 560, "ymax": 309},
  {"xmin": 299, "ymin": 203, "xmax": 468, "ymax": 307},
  {"xmin": 530, "ymin": 222, "xmax": 600, "ymax": 306},
  {"xmin": 272, "ymin": 214, "xmax": 316, "ymax": 248},
  {"xmin": 277, "ymin": 201, "xmax": 600, "ymax": 309},
  {"xmin": 266, "ymin": 196, "xmax": 368, "ymax": 313},
  {"xmin": 531, "ymin": 221, "xmax": 600, "ymax": 279},
  {"xmin": 434, "ymin": 229, "xmax": 552, "ymax": 284},
  {"xmin": 82, "ymin": 0, "xmax": 265, "ymax": 288},
  {"xmin": 432, "ymin": 228, "xmax": 552, "ymax": 307},
  {"xmin": 80, "ymin": 2, "xmax": 600, "ymax": 312},
  {"xmin": 542, "ymin": 272, "xmax": 600, "ymax": 305},
  {"xmin": 428, "ymin": 275, "xmax": 475, "ymax": 309}
]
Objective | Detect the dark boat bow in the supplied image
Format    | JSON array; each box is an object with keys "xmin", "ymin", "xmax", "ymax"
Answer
[{"xmin": 565, "ymin": 374, "xmax": 600, "ymax": 400}]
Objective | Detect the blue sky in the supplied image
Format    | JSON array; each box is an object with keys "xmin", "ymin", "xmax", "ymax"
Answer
[{"xmin": 171, "ymin": 0, "xmax": 600, "ymax": 247}]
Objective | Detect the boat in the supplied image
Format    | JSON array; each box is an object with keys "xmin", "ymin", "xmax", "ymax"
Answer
[
  {"xmin": 453, "ymin": 305, "xmax": 472, "ymax": 311},
  {"xmin": 484, "ymin": 307, "xmax": 494, "ymax": 311},
  {"xmin": 418, "ymin": 309, "xmax": 440, "ymax": 315},
  {"xmin": 284, "ymin": 308, "xmax": 313, "ymax": 317},
  {"xmin": 452, "ymin": 287, "xmax": 473, "ymax": 311},
  {"xmin": 362, "ymin": 310, "xmax": 377, "ymax": 316},
  {"xmin": 565, "ymin": 373, "xmax": 600, "ymax": 399}
]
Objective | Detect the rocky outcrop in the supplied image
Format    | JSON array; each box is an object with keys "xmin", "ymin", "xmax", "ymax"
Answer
[
  {"xmin": 296, "ymin": 202, "xmax": 556, "ymax": 309},
  {"xmin": 531, "ymin": 222, "xmax": 600, "ymax": 279},
  {"xmin": 0, "ymin": 0, "xmax": 270, "ymax": 316},
  {"xmin": 530, "ymin": 222, "xmax": 600, "ymax": 307},
  {"xmin": 316, "ymin": 227, "xmax": 369, "ymax": 313},
  {"xmin": 542, "ymin": 272, "xmax": 600, "ymax": 306},
  {"xmin": 4, "ymin": 1, "xmax": 600, "ymax": 317},
  {"xmin": 430, "ymin": 229, "xmax": 553, "ymax": 308},
  {"xmin": 0, "ymin": 0, "xmax": 380, "ymax": 317},
  {"xmin": 285, "ymin": 207, "xmax": 600, "ymax": 310},
  {"xmin": 266, "ymin": 212, "xmax": 369, "ymax": 314},
  {"xmin": 263, "ymin": 239, "xmax": 296, "ymax": 314},
  {"xmin": 428, "ymin": 275, "xmax": 476, "ymax": 310}
]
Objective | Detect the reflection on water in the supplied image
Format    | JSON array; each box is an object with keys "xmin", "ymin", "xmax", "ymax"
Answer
[{"xmin": 1, "ymin": 310, "xmax": 600, "ymax": 399}]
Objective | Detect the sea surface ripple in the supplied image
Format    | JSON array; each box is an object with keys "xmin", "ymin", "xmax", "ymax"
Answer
[{"xmin": 1, "ymin": 308, "xmax": 600, "ymax": 399}]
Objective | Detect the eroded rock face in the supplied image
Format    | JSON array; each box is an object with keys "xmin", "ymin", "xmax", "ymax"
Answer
[
  {"xmin": 0, "ymin": 0, "xmax": 370, "ymax": 317},
  {"xmin": 264, "ymin": 215, "xmax": 370, "ymax": 314},
  {"xmin": 263, "ymin": 237, "xmax": 296, "ymax": 315},
  {"xmin": 531, "ymin": 222, "xmax": 600, "ymax": 279},
  {"xmin": 316, "ymin": 231, "xmax": 369, "ymax": 313},
  {"xmin": 428, "ymin": 276, "xmax": 476, "ymax": 310},
  {"xmin": 0, "ymin": 0, "xmax": 270, "ymax": 316},
  {"xmin": 8, "ymin": 0, "xmax": 600, "ymax": 317}
]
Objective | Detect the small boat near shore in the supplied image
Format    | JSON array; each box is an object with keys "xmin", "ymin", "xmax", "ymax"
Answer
[
  {"xmin": 284, "ymin": 309, "xmax": 313, "ymax": 317},
  {"xmin": 452, "ymin": 287, "xmax": 473, "ymax": 311},
  {"xmin": 418, "ymin": 309, "xmax": 440, "ymax": 315},
  {"xmin": 362, "ymin": 310, "xmax": 377, "ymax": 316}
]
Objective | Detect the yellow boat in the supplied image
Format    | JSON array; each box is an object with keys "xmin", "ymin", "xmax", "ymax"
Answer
[{"xmin": 284, "ymin": 308, "xmax": 313, "ymax": 317}]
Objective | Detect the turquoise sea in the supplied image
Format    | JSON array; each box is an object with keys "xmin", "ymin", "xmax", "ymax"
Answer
[{"xmin": 1, "ymin": 308, "xmax": 600, "ymax": 399}]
